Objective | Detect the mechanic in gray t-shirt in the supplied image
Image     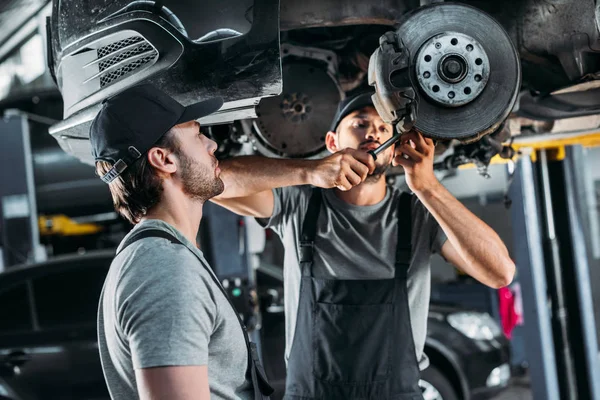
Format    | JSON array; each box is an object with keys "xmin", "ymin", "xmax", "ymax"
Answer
[
  {"xmin": 214, "ymin": 91, "xmax": 515, "ymax": 400},
  {"xmin": 90, "ymin": 84, "xmax": 264, "ymax": 399}
]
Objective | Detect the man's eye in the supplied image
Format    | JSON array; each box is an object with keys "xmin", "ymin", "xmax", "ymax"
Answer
[{"xmin": 353, "ymin": 122, "xmax": 366, "ymax": 128}]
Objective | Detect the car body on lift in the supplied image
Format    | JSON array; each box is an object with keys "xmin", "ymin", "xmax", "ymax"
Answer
[
  {"xmin": 44, "ymin": 0, "xmax": 600, "ymax": 172},
  {"xmin": 0, "ymin": 250, "xmax": 510, "ymax": 400}
]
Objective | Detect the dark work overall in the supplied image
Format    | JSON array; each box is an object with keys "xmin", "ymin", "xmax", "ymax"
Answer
[
  {"xmin": 118, "ymin": 229, "xmax": 274, "ymax": 400},
  {"xmin": 284, "ymin": 188, "xmax": 423, "ymax": 400}
]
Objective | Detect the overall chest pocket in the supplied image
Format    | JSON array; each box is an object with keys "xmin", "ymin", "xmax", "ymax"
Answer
[
  {"xmin": 313, "ymin": 302, "xmax": 393, "ymax": 384},
  {"xmin": 312, "ymin": 278, "xmax": 396, "ymax": 384}
]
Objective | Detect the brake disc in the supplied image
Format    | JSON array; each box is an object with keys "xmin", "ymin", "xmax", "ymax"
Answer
[{"xmin": 394, "ymin": 3, "xmax": 521, "ymax": 142}]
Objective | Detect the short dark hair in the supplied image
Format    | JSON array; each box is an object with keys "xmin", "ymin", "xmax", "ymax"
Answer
[{"xmin": 95, "ymin": 130, "xmax": 179, "ymax": 224}]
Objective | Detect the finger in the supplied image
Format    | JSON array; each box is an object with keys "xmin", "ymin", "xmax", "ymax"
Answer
[
  {"xmin": 349, "ymin": 160, "xmax": 370, "ymax": 181},
  {"xmin": 394, "ymin": 143, "xmax": 405, "ymax": 157},
  {"xmin": 339, "ymin": 151, "xmax": 372, "ymax": 178},
  {"xmin": 336, "ymin": 175, "xmax": 352, "ymax": 191},
  {"xmin": 421, "ymin": 136, "xmax": 435, "ymax": 154},
  {"xmin": 345, "ymin": 168, "xmax": 363, "ymax": 186},
  {"xmin": 415, "ymin": 131, "xmax": 428, "ymax": 151},
  {"xmin": 350, "ymin": 150, "xmax": 377, "ymax": 174},
  {"xmin": 400, "ymin": 130, "xmax": 418, "ymax": 144},
  {"xmin": 403, "ymin": 131, "xmax": 426, "ymax": 153},
  {"xmin": 393, "ymin": 155, "xmax": 414, "ymax": 169},
  {"xmin": 399, "ymin": 143, "xmax": 424, "ymax": 161}
]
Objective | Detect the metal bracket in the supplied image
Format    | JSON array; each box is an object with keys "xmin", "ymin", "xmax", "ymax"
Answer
[
  {"xmin": 280, "ymin": 43, "xmax": 339, "ymax": 80},
  {"xmin": 368, "ymin": 31, "xmax": 418, "ymax": 134}
]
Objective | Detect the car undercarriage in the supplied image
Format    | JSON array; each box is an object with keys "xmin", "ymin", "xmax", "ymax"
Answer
[{"xmin": 45, "ymin": 0, "xmax": 600, "ymax": 175}]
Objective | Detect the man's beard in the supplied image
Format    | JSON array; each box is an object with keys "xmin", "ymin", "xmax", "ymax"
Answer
[
  {"xmin": 365, "ymin": 152, "xmax": 392, "ymax": 184},
  {"xmin": 178, "ymin": 151, "xmax": 224, "ymax": 202}
]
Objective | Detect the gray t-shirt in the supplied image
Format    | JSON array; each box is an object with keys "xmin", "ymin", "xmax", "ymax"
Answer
[
  {"xmin": 97, "ymin": 219, "xmax": 253, "ymax": 400},
  {"xmin": 258, "ymin": 185, "xmax": 447, "ymax": 370}
]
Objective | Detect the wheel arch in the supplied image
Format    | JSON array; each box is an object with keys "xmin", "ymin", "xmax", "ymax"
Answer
[{"xmin": 424, "ymin": 338, "xmax": 470, "ymax": 400}]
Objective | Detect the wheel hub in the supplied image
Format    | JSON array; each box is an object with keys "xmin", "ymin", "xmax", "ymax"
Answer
[
  {"xmin": 416, "ymin": 31, "xmax": 490, "ymax": 107},
  {"xmin": 439, "ymin": 54, "xmax": 467, "ymax": 83},
  {"xmin": 390, "ymin": 3, "xmax": 521, "ymax": 142}
]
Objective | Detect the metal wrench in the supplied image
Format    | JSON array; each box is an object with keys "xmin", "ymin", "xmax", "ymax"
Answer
[{"xmin": 367, "ymin": 131, "xmax": 403, "ymax": 161}]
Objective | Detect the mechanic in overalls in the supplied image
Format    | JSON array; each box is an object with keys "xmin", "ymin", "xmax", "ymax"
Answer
[{"xmin": 214, "ymin": 91, "xmax": 515, "ymax": 399}]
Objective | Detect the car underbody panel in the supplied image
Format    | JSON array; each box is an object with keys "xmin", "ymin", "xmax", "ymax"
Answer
[{"xmin": 43, "ymin": 0, "xmax": 600, "ymax": 168}]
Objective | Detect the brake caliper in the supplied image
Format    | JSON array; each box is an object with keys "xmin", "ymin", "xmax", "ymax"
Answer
[{"xmin": 368, "ymin": 31, "xmax": 418, "ymax": 135}]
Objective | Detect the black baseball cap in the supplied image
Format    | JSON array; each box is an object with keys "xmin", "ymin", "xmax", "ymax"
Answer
[
  {"xmin": 90, "ymin": 83, "xmax": 223, "ymax": 184},
  {"xmin": 329, "ymin": 90, "xmax": 376, "ymax": 132}
]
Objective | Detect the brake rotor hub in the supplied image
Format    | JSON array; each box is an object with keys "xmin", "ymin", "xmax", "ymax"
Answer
[
  {"xmin": 416, "ymin": 32, "xmax": 490, "ymax": 107},
  {"xmin": 439, "ymin": 55, "xmax": 467, "ymax": 83}
]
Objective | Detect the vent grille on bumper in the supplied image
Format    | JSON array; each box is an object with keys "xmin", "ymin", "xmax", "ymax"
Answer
[
  {"xmin": 99, "ymin": 54, "xmax": 157, "ymax": 87},
  {"xmin": 95, "ymin": 35, "xmax": 158, "ymax": 87},
  {"xmin": 97, "ymin": 36, "xmax": 145, "ymax": 59}
]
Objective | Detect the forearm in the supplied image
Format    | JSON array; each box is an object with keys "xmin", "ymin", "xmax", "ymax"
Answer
[
  {"xmin": 416, "ymin": 182, "xmax": 515, "ymax": 288},
  {"xmin": 217, "ymin": 156, "xmax": 313, "ymax": 199}
]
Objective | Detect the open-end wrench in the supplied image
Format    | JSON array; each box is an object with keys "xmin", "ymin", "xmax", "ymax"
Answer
[{"xmin": 367, "ymin": 131, "xmax": 403, "ymax": 161}]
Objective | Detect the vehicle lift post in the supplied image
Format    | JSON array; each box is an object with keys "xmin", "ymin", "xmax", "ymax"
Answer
[
  {"xmin": 0, "ymin": 110, "xmax": 45, "ymax": 269},
  {"xmin": 509, "ymin": 145, "xmax": 600, "ymax": 399}
]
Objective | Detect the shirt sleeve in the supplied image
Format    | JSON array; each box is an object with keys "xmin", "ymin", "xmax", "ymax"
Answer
[
  {"xmin": 116, "ymin": 243, "xmax": 217, "ymax": 369},
  {"xmin": 411, "ymin": 194, "xmax": 447, "ymax": 255},
  {"xmin": 431, "ymin": 221, "xmax": 448, "ymax": 255},
  {"xmin": 255, "ymin": 186, "xmax": 311, "ymax": 233}
]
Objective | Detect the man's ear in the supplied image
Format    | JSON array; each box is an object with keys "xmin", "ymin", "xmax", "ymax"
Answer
[
  {"xmin": 325, "ymin": 131, "xmax": 338, "ymax": 153},
  {"xmin": 147, "ymin": 147, "xmax": 177, "ymax": 175}
]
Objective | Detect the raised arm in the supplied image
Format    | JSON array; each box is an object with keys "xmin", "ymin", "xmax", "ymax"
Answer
[
  {"xmin": 213, "ymin": 150, "xmax": 375, "ymax": 218},
  {"xmin": 393, "ymin": 131, "xmax": 515, "ymax": 288}
]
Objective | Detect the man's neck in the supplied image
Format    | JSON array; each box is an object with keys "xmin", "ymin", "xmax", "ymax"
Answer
[
  {"xmin": 142, "ymin": 189, "xmax": 204, "ymax": 246},
  {"xmin": 333, "ymin": 175, "xmax": 387, "ymax": 206}
]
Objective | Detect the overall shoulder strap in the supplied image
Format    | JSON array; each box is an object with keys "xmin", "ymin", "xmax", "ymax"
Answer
[
  {"xmin": 299, "ymin": 187, "xmax": 322, "ymax": 266},
  {"xmin": 395, "ymin": 192, "xmax": 413, "ymax": 277},
  {"xmin": 117, "ymin": 228, "xmax": 180, "ymax": 255}
]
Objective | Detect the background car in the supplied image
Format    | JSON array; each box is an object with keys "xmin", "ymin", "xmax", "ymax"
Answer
[
  {"xmin": 0, "ymin": 251, "xmax": 510, "ymax": 400},
  {"xmin": 0, "ymin": 251, "xmax": 111, "ymax": 400}
]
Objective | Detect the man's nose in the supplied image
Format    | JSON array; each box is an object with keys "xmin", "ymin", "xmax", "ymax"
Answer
[
  {"xmin": 365, "ymin": 123, "xmax": 380, "ymax": 142},
  {"xmin": 208, "ymin": 138, "xmax": 218, "ymax": 154}
]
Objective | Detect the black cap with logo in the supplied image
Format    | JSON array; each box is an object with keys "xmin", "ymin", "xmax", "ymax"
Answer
[{"xmin": 90, "ymin": 83, "xmax": 223, "ymax": 184}]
